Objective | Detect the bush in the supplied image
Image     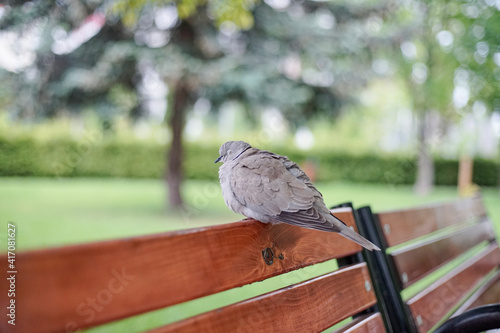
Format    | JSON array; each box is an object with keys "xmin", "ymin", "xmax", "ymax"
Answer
[
  {"xmin": 0, "ymin": 136, "xmax": 165, "ymax": 178},
  {"xmin": 473, "ymin": 158, "xmax": 499, "ymax": 186},
  {"xmin": 0, "ymin": 135, "xmax": 498, "ymax": 186}
]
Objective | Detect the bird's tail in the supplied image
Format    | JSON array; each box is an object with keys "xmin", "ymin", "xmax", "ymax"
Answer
[
  {"xmin": 335, "ymin": 220, "xmax": 380, "ymax": 251},
  {"xmin": 330, "ymin": 214, "xmax": 380, "ymax": 251}
]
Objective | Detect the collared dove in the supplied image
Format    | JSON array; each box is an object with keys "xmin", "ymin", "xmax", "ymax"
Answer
[{"xmin": 215, "ymin": 141, "xmax": 380, "ymax": 251}]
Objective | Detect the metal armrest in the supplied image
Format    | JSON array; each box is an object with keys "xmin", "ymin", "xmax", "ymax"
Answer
[{"xmin": 434, "ymin": 304, "xmax": 500, "ymax": 333}]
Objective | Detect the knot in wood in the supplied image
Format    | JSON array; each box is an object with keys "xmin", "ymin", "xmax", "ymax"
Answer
[{"xmin": 262, "ymin": 245, "xmax": 284, "ymax": 265}]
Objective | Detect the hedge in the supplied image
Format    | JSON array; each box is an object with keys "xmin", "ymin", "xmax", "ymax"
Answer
[{"xmin": 0, "ymin": 136, "xmax": 498, "ymax": 186}]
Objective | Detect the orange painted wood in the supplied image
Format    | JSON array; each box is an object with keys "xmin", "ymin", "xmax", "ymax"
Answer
[
  {"xmin": 377, "ymin": 197, "xmax": 486, "ymax": 247},
  {"xmin": 390, "ymin": 221, "xmax": 495, "ymax": 288},
  {"xmin": 0, "ymin": 208, "xmax": 361, "ymax": 333},
  {"xmin": 407, "ymin": 244, "xmax": 500, "ymax": 333},
  {"xmin": 454, "ymin": 270, "xmax": 500, "ymax": 315},
  {"xmin": 335, "ymin": 313, "xmax": 386, "ymax": 333},
  {"xmin": 150, "ymin": 263, "xmax": 376, "ymax": 333}
]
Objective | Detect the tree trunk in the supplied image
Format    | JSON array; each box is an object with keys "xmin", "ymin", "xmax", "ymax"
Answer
[
  {"xmin": 166, "ymin": 77, "xmax": 188, "ymax": 209},
  {"xmin": 414, "ymin": 111, "xmax": 434, "ymax": 196},
  {"xmin": 458, "ymin": 155, "xmax": 474, "ymax": 197}
]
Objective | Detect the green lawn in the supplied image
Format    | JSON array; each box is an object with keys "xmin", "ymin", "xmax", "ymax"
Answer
[
  {"xmin": 1, "ymin": 177, "xmax": 499, "ymax": 251},
  {"xmin": 1, "ymin": 177, "xmax": 499, "ymax": 332}
]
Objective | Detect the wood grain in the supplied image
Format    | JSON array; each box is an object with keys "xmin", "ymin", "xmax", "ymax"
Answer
[
  {"xmin": 149, "ymin": 263, "xmax": 376, "ymax": 333},
  {"xmin": 0, "ymin": 208, "xmax": 361, "ymax": 333},
  {"xmin": 454, "ymin": 270, "xmax": 500, "ymax": 315},
  {"xmin": 335, "ymin": 313, "xmax": 386, "ymax": 333},
  {"xmin": 390, "ymin": 221, "xmax": 495, "ymax": 288},
  {"xmin": 377, "ymin": 197, "xmax": 486, "ymax": 247},
  {"xmin": 407, "ymin": 244, "xmax": 500, "ymax": 333}
]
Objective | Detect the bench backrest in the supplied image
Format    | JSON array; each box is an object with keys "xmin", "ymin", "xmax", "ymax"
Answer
[
  {"xmin": 0, "ymin": 207, "xmax": 384, "ymax": 333},
  {"xmin": 358, "ymin": 196, "xmax": 500, "ymax": 333}
]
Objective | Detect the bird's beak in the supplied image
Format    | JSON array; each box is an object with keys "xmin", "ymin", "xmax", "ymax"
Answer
[{"xmin": 214, "ymin": 156, "xmax": 222, "ymax": 163}]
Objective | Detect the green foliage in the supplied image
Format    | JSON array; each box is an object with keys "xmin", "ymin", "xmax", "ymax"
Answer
[
  {"xmin": 451, "ymin": 0, "xmax": 500, "ymax": 111},
  {"xmin": 473, "ymin": 158, "xmax": 500, "ymax": 186},
  {"xmin": 112, "ymin": 0, "xmax": 256, "ymax": 29},
  {"xmin": 0, "ymin": 135, "xmax": 164, "ymax": 178},
  {"xmin": 206, "ymin": 0, "xmax": 255, "ymax": 29},
  {"xmin": 1, "ymin": 136, "xmax": 498, "ymax": 186},
  {"xmin": 0, "ymin": 1, "xmax": 54, "ymax": 30}
]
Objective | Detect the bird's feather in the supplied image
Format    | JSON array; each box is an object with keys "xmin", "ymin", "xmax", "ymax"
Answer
[
  {"xmin": 231, "ymin": 152, "xmax": 314, "ymax": 216},
  {"xmin": 218, "ymin": 141, "xmax": 380, "ymax": 251},
  {"xmin": 230, "ymin": 150, "xmax": 340, "ymax": 233}
]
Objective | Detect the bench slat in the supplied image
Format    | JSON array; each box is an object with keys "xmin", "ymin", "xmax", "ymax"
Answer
[
  {"xmin": 390, "ymin": 221, "xmax": 495, "ymax": 288},
  {"xmin": 150, "ymin": 263, "xmax": 376, "ymax": 333},
  {"xmin": 407, "ymin": 244, "xmax": 500, "ymax": 333},
  {"xmin": 335, "ymin": 313, "xmax": 385, "ymax": 333},
  {"xmin": 377, "ymin": 197, "xmax": 486, "ymax": 247},
  {"xmin": 0, "ymin": 209, "xmax": 361, "ymax": 333},
  {"xmin": 454, "ymin": 269, "xmax": 500, "ymax": 315}
]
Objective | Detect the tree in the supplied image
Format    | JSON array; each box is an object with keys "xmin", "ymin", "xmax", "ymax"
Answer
[
  {"xmin": 452, "ymin": 0, "xmax": 500, "ymax": 194},
  {"xmin": 384, "ymin": 0, "xmax": 499, "ymax": 195},
  {"xmin": 0, "ymin": 0, "xmax": 410, "ymax": 208},
  {"xmin": 382, "ymin": 1, "xmax": 457, "ymax": 195},
  {"xmin": 118, "ymin": 0, "xmax": 403, "ymax": 208},
  {"xmin": 0, "ymin": 1, "xmax": 142, "ymax": 128}
]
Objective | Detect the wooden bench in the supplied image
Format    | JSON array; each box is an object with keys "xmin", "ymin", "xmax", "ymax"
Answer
[
  {"xmin": 357, "ymin": 195, "xmax": 500, "ymax": 333},
  {"xmin": 0, "ymin": 206, "xmax": 384, "ymax": 333}
]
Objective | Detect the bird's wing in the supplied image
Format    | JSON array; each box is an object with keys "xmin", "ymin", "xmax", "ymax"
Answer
[
  {"xmin": 230, "ymin": 152, "xmax": 337, "ymax": 231},
  {"xmin": 231, "ymin": 154, "xmax": 314, "ymax": 214}
]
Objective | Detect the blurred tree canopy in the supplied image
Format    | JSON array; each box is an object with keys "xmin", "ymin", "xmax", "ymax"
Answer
[
  {"xmin": 386, "ymin": 0, "xmax": 500, "ymax": 195},
  {"xmin": 114, "ymin": 0, "xmax": 405, "ymax": 207},
  {"xmin": 0, "ymin": 0, "xmax": 406, "ymax": 124},
  {"xmin": 0, "ymin": 0, "xmax": 498, "ymax": 206}
]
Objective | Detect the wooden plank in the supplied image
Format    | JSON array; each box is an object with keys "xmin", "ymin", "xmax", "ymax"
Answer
[
  {"xmin": 335, "ymin": 313, "xmax": 386, "ymax": 333},
  {"xmin": 454, "ymin": 270, "xmax": 500, "ymax": 315},
  {"xmin": 377, "ymin": 197, "xmax": 486, "ymax": 247},
  {"xmin": 0, "ymin": 208, "xmax": 362, "ymax": 333},
  {"xmin": 150, "ymin": 263, "xmax": 376, "ymax": 333},
  {"xmin": 407, "ymin": 244, "xmax": 500, "ymax": 333},
  {"xmin": 390, "ymin": 221, "xmax": 495, "ymax": 288}
]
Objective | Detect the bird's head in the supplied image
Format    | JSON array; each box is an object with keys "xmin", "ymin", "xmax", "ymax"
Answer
[{"xmin": 215, "ymin": 141, "xmax": 252, "ymax": 163}]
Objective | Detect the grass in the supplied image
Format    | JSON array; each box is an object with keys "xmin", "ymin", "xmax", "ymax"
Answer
[
  {"xmin": 1, "ymin": 177, "xmax": 499, "ymax": 332},
  {"xmin": 1, "ymin": 177, "xmax": 499, "ymax": 251},
  {"xmin": 0, "ymin": 177, "xmax": 239, "ymax": 251}
]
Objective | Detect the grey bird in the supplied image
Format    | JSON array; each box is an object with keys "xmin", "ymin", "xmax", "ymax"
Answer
[{"xmin": 215, "ymin": 141, "xmax": 380, "ymax": 251}]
